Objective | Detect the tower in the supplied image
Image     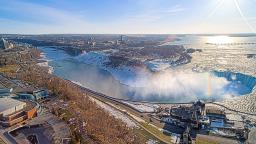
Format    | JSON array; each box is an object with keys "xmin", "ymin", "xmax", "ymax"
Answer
[
  {"xmin": 120, "ymin": 35, "xmax": 123, "ymax": 42},
  {"xmin": 0, "ymin": 38, "xmax": 6, "ymax": 49}
]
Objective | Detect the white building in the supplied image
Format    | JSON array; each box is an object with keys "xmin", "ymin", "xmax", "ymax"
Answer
[{"xmin": 0, "ymin": 98, "xmax": 26, "ymax": 116}]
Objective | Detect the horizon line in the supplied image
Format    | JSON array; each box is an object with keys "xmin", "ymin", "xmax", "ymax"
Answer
[{"xmin": 1, "ymin": 32, "xmax": 256, "ymax": 36}]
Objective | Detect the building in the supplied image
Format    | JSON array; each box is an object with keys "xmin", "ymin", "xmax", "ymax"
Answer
[
  {"xmin": 0, "ymin": 98, "xmax": 26, "ymax": 116},
  {"xmin": 0, "ymin": 88, "xmax": 12, "ymax": 97},
  {"xmin": 0, "ymin": 38, "xmax": 14, "ymax": 49},
  {"xmin": 33, "ymin": 89, "xmax": 49, "ymax": 100},
  {"xmin": 15, "ymin": 89, "xmax": 49, "ymax": 101},
  {"xmin": 15, "ymin": 93, "xmax": 36, "ymax": 101},
  {"xmin": 196, "ymin": 134, "xmax": 239, "ymax": 144},
  {"xmin": 193, "ymin": 100, "xmax": 206, "ymax": 116},
  {"xmin": 170, "ymin": 100, "xmax": 209, "ymax": 129},
  {"xmin": 180, "ymin": 127, "xmax": 192, "ymax": 144},
  {"xmin": 0, "ymin": 98, "xmax": 37, "ymax": 127},
  {"xmin": 0, "ymin": 38, "xmax": 6, "ymax": 49}
]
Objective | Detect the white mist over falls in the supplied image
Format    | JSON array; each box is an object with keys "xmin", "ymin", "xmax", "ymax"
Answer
[{"xmin": 38, "ymin": 46, "xmax": 256, "ymax": 103}]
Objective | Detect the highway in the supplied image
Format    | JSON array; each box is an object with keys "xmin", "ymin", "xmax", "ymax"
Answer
[
  {"xmin": 1, "ymin": 73, "xmax": 254, "ymax": 144},
  {"xmin": 67, "ymin": 80, "xmax": 182, "ymax": 144},
  {"xmin": 66, "ymin": 79, "xmax": 256, "ymax": 144}
]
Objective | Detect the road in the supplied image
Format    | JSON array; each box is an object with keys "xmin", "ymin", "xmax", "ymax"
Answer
[
  {"xmin": 67, "ymin": 80, "xmax": 179, "ymax": 144},
  {"xmin": 67, "ymin": 80, "xmax": 256, "ymax": 143}
]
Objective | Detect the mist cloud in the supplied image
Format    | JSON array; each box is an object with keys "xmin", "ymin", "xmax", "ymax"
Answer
[{"xmin": 123, "ymin": 69, "xmax": 232, "ymax": 102}]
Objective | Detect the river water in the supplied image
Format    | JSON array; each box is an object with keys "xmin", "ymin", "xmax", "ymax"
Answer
[{"xmin": 38, "ymin": 35, "xmax": 256, "ymax": 103}]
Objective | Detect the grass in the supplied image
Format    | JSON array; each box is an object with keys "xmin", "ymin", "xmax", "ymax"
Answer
[
  {"xmin": 195, "ymin": 135, "xmax": 220, "ymax": 144},
  {"xmin": 57, "ymin": 108, "xmax": 73, "ymax": 121},
  {"xmin": 0, "ymin": 64, "xmax": 18, "ymax": 73},
  {"xmin": 196, "ymin": 139, "xmax": 219, "ymax": 144},
  {"xmin": 140, "ymin": 122, "xmax": 172, "ymax": 144},
  {"xmin": 133, "ymin": 128, "xmax": 165, "ymax": 144}
]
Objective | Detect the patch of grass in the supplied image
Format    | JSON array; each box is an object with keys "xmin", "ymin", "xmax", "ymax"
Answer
[
  {"xmin": 0, "ymin": 64, "xmax": 18, "ymax": 73},
  {"xmin": 57, "ymin": 108, "xmax": 73, "ymax": 121},
  {"xmin": 196, "ymin": 139, "xmax": 218, "ymax": 144},
  {"xmin": 140, "ymin": 122, "xmax": 172, "ymax": 144},
  {"xmin": 133, "ymin": 128, "xmax": 166, "ymax": 144}
]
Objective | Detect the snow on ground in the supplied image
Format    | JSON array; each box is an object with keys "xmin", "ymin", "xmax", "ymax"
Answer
[
  {"xmin": 226, "ymin": 114, "xmax": 243, "ymax": 121},
  {"xmin": 37, "ymin": 52, "xmax": 54, "ymax": 74},
  {"xmin": 37, "ymin": 61, "xmax": 54, "ymax": 74},
  {"xmin": 210, "ymin": 128, "xmax": 236, "ymax": 137},
  {"xmin": 248, "ymin": 127, "xmax": 256, "ymax": 144},
  {"xmin": 122, "ymin": 101, "xmax": 159, "ymax": 113},
  {"xmin": 71, "ymin": 81, "xmax": 84, "ymax": 87},
  {"xmin": 75, "ymin": 51, "xmax": 152, "ymax": 86},
  {"xmin": 89, "ymin": 97, "xmax": 138, "ymax": 128},
  {"xmin": 145, "ymin": 59, "xmax": 171, "ymax": 72},
  {"xmin": 218, "ymin": 88, "xmax": 256, "ymax": 114},
  {"xmin": 146, "ymin": 139, "xmax": 158, "ymax": 144},
  {"xmin": 75, "ymin": 51, "xmax": 109, "ymax": 66}
]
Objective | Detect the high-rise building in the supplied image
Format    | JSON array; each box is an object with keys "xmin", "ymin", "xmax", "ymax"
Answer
[
  {"xmin": 0, "ymin": 38, "xmax": 5, "ymax": 49},
  {"xmin": 120, "ymin": 35, "xmax": 123, "ymax": 42}
]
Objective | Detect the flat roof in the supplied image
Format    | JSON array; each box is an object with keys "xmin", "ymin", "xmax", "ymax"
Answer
[
  {"xmin": 0, "ymin": 98, "xmax": 26, "ymax": 113},
  {"xmin": 196, "ymin": 134, "xmax": 238, "ymax": 144}
]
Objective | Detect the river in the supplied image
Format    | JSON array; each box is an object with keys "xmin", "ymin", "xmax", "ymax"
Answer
[{"xmin": 38, "ymin": 35, "xmax": 256, "ymax": 103}]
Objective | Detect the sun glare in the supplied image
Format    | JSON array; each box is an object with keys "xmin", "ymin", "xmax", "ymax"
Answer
[{"xmin": 207, "ymin": 36, "xmax": 233, "ymax": 44}]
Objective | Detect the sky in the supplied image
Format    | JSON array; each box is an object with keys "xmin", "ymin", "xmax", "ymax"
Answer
[{"xmin": 0, "ymin": 0, "xmax": 256, "ymax": 34}]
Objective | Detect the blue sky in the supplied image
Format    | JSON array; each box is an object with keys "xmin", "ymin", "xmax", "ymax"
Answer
[{"xmin": 0, "ymin": 0, "xmax": 255, "ymax": 34}]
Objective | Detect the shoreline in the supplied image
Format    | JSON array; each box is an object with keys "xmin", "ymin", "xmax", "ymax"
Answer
[
  {"xmin": 0, "ymin": 46, "xmax": 148, "ymax": 143},
  {"xmin": 69, "ymin": 77, "xmax": 256, "ymax": 115},
  {"xmin": 39, "ymin": 50, "xmax": 256, "ymax": 115},
  {"xmin": 2, "ymin": 38, "xmax": 256, "ymax": 143},
  {"xmin": 35, "ymin": 47, "xmax": 256, "ymax": 117},
  {"xmin": 39, "ymin": 47, "xmax": 256, "ymax": 104}
]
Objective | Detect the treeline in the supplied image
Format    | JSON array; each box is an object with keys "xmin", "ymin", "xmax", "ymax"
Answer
[
  {"xmin": 0, "ymin": 47, "xmax": 40, "ymax": 66},
  {"xmin": 15, "ymin": 64, "xmax": 145, "ymax": 144}
]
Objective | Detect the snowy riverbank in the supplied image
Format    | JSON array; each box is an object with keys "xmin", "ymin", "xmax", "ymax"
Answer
[{"xmin": 38, "ymin": 46, "xmax": 256, "ymax": 103}]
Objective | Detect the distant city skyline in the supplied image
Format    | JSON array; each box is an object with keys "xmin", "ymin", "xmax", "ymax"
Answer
[{"xmin": 0, "ymin": 0, "xmax": 256, "ymax": 34}]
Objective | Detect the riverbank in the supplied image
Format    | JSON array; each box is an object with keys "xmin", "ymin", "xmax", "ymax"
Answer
[
  {"xmin": 38, "ymin": 46, "xmax": 256, "ymax": 104},
  {"xmin": 0, "ymin": 46, "xmax": 148, "ymax": 144}
]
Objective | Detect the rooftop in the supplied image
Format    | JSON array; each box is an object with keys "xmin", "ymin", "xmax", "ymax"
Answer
[{"xmin": 0, "ymin": 98, "xmax": 26, "ymax": 113}]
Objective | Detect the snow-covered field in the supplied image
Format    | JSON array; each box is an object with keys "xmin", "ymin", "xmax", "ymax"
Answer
[
  {"xmin": 218, "ymin": 89, "xmax": 256, "ymax": 114},
  {"xmin": 122, "ymin": 101, "xmax": 159, "ymax": 113},
  {"xmin": 145, "ymin": 59, "xmax": 172, "ymax": 72},
  {"xmin": 75, "ymin": 51, "xmax": 152, "ymax": 86},
  {"xmin": 89, "ymin": 97, "xmax": 138, "ymax": 128}
]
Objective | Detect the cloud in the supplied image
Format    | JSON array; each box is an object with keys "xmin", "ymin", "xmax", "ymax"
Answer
[
  {"xmin": 0, "ymin": 0, "xmax": 88, "ymax": 25},
  {"xmin": 126, "ymin": 4, "xmax": 185, "ymax": 23},
  {"xmin": 0, "ymin": 0, "xmax": 99, "ymax": 34},
  {"xmin": 0, "ymin": 0, "xmax": 255, "ymax": 34},
  {"xmin": 0, "ymin": 0, "xmax": 186, "ymax": 34}
]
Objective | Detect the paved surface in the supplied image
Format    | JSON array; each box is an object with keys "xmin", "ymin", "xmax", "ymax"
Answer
[
  {"xmin": 68, "ymin": 80, "xmax": 252, "ymax": 144},
  {"xmin": 196, "ymin": 134, "xmax": 239, "ymax": 144},
  {"xmin": 12, "ymin": 126, "xmax": 52, "ymax": 144},
  {"xmin": 0, "ymin": 130, "xmax": 14, "ymax": 144}
]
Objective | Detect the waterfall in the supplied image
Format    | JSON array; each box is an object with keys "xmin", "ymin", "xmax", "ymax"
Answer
[{"xmin": 213, "ymin": 71, "xmax": 256, "ymax": 91}]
